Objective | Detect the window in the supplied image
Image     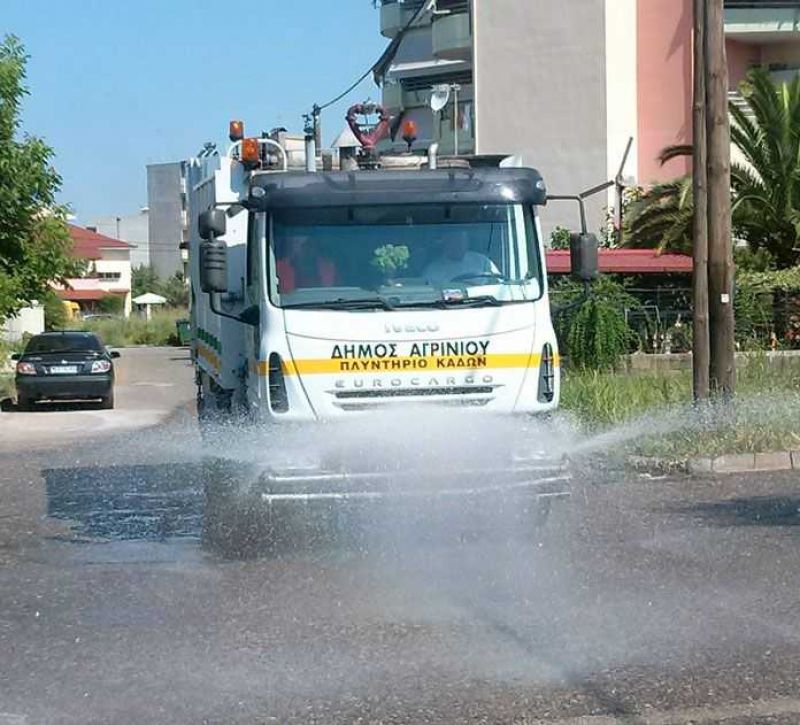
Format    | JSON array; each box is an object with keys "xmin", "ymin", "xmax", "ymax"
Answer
[
  {"xmin": 267, "ymin": 203, "xmax": 542, "ymax": 309},
  {"xmin": 26, "ymin": 333, "xmax": 103, "ymax": 353}
]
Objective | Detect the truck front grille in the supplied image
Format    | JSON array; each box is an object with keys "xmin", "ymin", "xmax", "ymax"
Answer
[
  {"xmin": 329, "ymin": 384, "xmax": 498, "ymax": 411},
  {"xmin": 334, "ymin": 386, "xmax": 494, "ymax": 399}
]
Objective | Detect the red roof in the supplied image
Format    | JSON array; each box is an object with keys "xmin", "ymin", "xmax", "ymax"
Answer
[
  {"xmin": 546, "ymin": 249, "xmax": 693, "ymax": 274},
  {"xmin": 55, "ymin": 288, "xmax": 126, "ymax": 301},
  {"xmin": 68, "ymin": 224, "xmax": 132, "ymax": 260}
]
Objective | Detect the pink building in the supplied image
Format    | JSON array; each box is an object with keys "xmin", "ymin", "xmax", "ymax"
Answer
[{"xmin": 377, "ymin": 0, "xmax": 800, "ymax": 231}]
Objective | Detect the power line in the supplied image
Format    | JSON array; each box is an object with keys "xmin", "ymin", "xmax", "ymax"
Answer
[{"xmin": 314, "ymin": 1, "xmax": 431, "ymax": 113}]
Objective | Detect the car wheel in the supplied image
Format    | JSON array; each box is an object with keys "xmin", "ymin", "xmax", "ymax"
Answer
[
  {"xmin": 16, "ymin": 395, "xmax": 33, "ymax": 412},
  {"xmin": 99, "ymin": 391, "xmax": 115, "ymax": 410}
]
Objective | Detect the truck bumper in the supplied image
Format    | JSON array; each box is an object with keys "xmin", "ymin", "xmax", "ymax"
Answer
[
  {"xmin": 203, "ymin": 456, "xmax": 571, "ymax": 556},
  {"xmin": 253, "ymin": 458, "xmax": 570, "ymax": 504}
]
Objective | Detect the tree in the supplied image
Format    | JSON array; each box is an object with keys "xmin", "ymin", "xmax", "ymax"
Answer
[
  {"xmin": 131, "ymin": 264, "xmax": 160, "ymax": 298},
  {"xmin": 131, "ymin": 265, "xmax": 188, "ymax": 307},
  {"xmin": 160, "ymin": 272, "xmax": 189, "ymax": 308},
  {"xmin": 728, "ymin": 69, "xmax": 800, "ymax": 268},
  {"xmin": 626, "ymin": 68, "xmax": 800, "ymax": 269},
  {"xmin": 624, "ymin": 177, "xmax": 694, "ymax": 254},
  {"xmin": 0, "ymin": 35, "xmax": 78, "ymax": 320}
]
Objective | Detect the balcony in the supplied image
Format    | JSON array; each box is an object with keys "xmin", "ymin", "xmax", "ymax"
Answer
[
  {"xmin": 432, "ymin": 8, "xmax": 471, "ymax": 61},
  {"xmin": 725, "ymin": 1, "xmax": 800, "ymax": 39},
  {"xmin": 379, "ymin": 0, "xmax": 427, "ymax": 38},
  {"xmin": 382, "ymin": 78, "xmax": 458, "ymax": 114}
]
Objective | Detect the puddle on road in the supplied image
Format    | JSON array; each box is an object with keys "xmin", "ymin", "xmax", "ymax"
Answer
[{"xmin": 43, "ymin": 463, "xmax": 204, "ymax": 541}]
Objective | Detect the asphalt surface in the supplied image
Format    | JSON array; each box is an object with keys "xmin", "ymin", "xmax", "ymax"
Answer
[{"xmin": 1, "ymin": 347, "xmax": 799, "ymax": 724}]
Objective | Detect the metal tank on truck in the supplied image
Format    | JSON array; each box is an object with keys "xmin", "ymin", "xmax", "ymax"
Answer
[{"xmin": 186, "ymin": 106, "xmax": 599, "ymax": 557}]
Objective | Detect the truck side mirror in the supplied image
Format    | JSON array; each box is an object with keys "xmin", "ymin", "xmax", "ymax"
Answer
[
  {"xmin": 199, "ymin": 239, "xmax": 228, "ymax": 293},
  {"xmin": 197, "ymin": 210, "xmax": 228, "ymax": 293},
  {"xmin": 198, "ymin": 209, "xmax": 226, "ymax": 240},
  {"xmin": 570, "ymin": 232, "xmax": 599, "ymax": 282}
]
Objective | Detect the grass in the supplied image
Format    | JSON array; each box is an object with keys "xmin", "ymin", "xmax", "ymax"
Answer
[
  {"xmin": 74, "ymin": 308, "xmax": 188, "ymax": 348},
  {"xmin": 561, "ymin": 356, "xmax": 800, "ymax": 458}
]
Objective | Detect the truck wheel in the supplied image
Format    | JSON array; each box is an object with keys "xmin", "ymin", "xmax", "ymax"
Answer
[
  {"xmin": 202, "ymin": 461, "xmax": 273, "ymax": 559},
  {"xmin": 197, "ymin": 375, "xmax": 233, "ymax": 433}
]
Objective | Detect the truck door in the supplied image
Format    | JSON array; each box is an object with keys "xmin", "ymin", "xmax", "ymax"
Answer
[{"xmin": 244, "ymin": 211, "xmax": 263, "ymax": 412}]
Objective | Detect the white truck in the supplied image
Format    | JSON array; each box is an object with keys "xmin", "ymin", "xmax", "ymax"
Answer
[{"xmin": 187, "ymin": 113, "xmax": 598, "ymax": 556}]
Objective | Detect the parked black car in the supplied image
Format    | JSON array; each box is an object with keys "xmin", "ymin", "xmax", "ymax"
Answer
[{"xmin": 12, "ymin": 331, "xmax": 120, "ymax": 410}]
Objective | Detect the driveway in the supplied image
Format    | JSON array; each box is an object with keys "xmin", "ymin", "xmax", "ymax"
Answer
[{"xmin": 0, "ymin": 346, "xmax": 194, "ymax": 453}]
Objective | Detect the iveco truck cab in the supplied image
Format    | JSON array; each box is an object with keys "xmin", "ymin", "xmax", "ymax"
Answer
[{"xmin": 187, "ymin": 113, "xmax": 598, "ymax": 555}]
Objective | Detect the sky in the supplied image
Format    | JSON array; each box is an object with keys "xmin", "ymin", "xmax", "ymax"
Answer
[{"xmin": 1, "ymin": 0, "xmax": 387, "ymax": 223}]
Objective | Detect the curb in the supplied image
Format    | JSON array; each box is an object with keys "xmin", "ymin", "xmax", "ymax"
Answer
[{"xmin": 628, "ymin": 450, "xmax": 800, "ymax": 475}]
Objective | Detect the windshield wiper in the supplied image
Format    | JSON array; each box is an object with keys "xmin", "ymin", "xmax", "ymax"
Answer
[
  {"xmin": 284, "ymin": 297, "xmax": 396, "ymax": 311},
  {"xmin": 392, "ymin": 295, "xmax": 504, "ymax": 309}
]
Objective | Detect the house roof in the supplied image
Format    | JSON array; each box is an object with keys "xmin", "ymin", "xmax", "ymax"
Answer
[
  {"xmin": 53, "ymin": 277, "xmax": 129, "ymax": 301},
  {"xmin": 55, "ymin": 288, "xmax": 126, "ymax": 301},
  {"xmin": 546, "ymin": 248, "xmax": 693, "ymax": 275},
  {"xmin": 68, "ymin": 224, "xmax": 132, "ymax": 260}
]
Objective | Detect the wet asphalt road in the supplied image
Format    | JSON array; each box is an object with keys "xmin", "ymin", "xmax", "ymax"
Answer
[{"xmin": 1, "ymin": 348, "xmax": 799, "ymax": 724}]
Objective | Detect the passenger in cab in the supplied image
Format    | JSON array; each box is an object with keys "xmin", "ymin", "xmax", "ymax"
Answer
[
  {"xmin": 423, "ymin": 230, "xmax": 500, "ymax": 285},
  {"xmin": 276, "ymin": 234, "xmax": 338, "ymax": 293}
]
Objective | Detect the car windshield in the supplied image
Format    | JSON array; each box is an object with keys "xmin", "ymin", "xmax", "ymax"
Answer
[
  {"xmin": 25, "ymin": 333, "xmax": 103, "ymax": 354},
  {"xmin": 268, "ymin": 203, "xmax": 542, "ymax": 309}
]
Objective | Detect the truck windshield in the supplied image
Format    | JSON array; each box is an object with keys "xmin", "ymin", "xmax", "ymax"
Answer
[{"xmin": 268, "ymin": 203, "xmax": 542, "ymax": 309}]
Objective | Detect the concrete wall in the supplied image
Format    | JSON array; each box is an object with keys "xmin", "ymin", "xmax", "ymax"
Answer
[
  {"xmin": 761, "ymin": 42, "xmax": 800, "ymax": 67},
  {"xmin": 636, "ymin": 0, "xmax": 693, "ymax": 184},
  {"xmin": 625, "ymin": 350, "xmax": 800, "ymax": 374},
  {"xmin": 472, "ymin": 0, "xmax": 608, "ymax": 239},
  {"xmin": 90, "ymin": 210, "xmax": 150, "ymax": 268},
  {"xmin": 92, "ymin": 249, "xmax": 132, "ymax": 316},
  {"xmin": 605, "ymin": 0, "xmax": 639, "ymax": 206},
  {"xmin": 727, "ymin": 39, "xmax": 760, "ymax": 89},
  {"xmin": 1, "ymin": 305, "xmax": 44, "ymax": 343},
  {"xmin": 147, "ymin": 162, "xmax": 185, "ymax": 279}
]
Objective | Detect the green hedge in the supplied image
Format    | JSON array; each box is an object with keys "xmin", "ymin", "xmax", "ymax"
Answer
[{"xmin": 76, "ymin": 308, "xmax": 187, "ymax": 348}]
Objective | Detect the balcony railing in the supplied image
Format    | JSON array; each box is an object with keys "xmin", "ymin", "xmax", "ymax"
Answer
[
  {"xmin": 725, "ymin": 2, "xmax": 800, "ymax": 8},
  {"xmin": 379, "ymin": 0, "xmax": 427, "ymax": 37},
  {"xmin": 432, "ymin": 10, "xmax": 471, "ymax": 61},
  {"xmin": 725, "ymin": 0, "xmax": 800, "ymax": 33}
]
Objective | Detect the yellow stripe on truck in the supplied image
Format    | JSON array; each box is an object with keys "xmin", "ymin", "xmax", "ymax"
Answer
[
  {"xmin": 197, "ymin": 342, "xmax": 221, "ymax": 372},
  {"xmin": 251, "ymin": 352, "xmax": 560, "ymax": 376}
]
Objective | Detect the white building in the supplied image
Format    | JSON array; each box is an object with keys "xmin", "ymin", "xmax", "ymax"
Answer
[
  {"xmin": 89, "ymin": 209, "xmax": 150, "ymax": 268},
  {"xmin": 54, "ymin": 225, "xmax": 133, "ymax": 317}
]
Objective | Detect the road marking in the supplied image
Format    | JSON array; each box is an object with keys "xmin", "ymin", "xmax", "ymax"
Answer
[{"xmin": 534, "ymin": 697, "xmax": 800, "ymax": 724}]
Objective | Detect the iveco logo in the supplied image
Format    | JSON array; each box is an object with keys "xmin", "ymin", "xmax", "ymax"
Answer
[{"xmin": 384, "ymin": 323, "xmax": 440, "ymax": 334}]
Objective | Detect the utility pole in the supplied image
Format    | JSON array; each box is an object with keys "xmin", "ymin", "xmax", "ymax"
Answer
[
  {"xmin": 692, "ymin": 0, "xmax": 710, "ymax": 401},
  {"xmin": 705, "ymin": 0, "xmax": 736, "ymax": 395}
]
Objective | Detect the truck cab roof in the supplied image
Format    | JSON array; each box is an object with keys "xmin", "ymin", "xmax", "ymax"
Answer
[{"xmin": 247, "ymin": 167, "xmax": 547, "ymax": 211}]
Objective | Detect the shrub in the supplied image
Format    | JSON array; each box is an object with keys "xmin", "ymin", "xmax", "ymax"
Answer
[
  {"xmin": 43, "ymin": 290, "xmax": 69, "ymax": 331},
  {"xmin": 96, "ymin": 294, "xmax": 125, "ymax": 315},
  {"xmin": 553, "ymin": 278, "xmax": 639, "ymax": 371},
  {"xmin": 77, "ymin": 308, "xmax": 185, "ymax": 347}
]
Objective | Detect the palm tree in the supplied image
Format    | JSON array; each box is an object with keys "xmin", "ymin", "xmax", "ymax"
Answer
[
  {"xmin": 624, "ymin": 177, "xmax": 693, "ymax": 254},
  {"xmin": 625, "ymin": 68, "xmax": 800, "ymax": 267}
]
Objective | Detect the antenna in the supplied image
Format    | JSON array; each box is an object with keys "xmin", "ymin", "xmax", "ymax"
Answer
[
  {"xmin": 615, "ymin": 136, "xmax": 634, "ymax": 243},
  {"xmin": 430, "ymin": 84, "xmax": 451, "ymax": 113}
]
